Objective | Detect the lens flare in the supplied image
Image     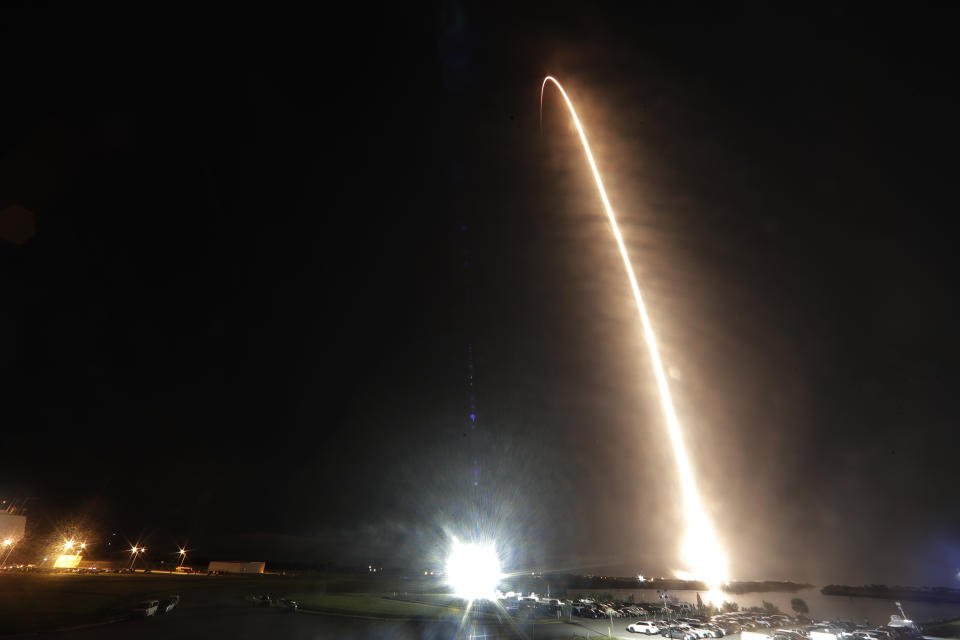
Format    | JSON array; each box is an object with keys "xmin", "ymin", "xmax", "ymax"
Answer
[
  {"xmin": 446, "ymin": 538, "xmax": 502, "ymax": 602},
  {"xmin": 540, "ymin": 75, "xmax": 728, "ymax": 586}
]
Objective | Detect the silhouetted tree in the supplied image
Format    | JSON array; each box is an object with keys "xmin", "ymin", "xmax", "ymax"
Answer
[{"xmin": 791, "ymin": 598, "xmax": 809, "ymax": 616}]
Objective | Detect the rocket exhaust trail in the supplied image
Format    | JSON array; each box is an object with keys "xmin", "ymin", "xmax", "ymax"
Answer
[{"xmin": 540, "ymin": 76, "xmax": 728, "ymax": 586}]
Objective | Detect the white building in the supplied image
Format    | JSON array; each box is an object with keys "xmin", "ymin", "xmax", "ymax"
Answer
[{"xmin": 207, "ymin": 560, "xmax": 265, "ymax": 574}]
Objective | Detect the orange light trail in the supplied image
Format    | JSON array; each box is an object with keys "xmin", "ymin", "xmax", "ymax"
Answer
[{"xmin": 540, "ymin": 75, "xmax": 728, "ymax": 587}]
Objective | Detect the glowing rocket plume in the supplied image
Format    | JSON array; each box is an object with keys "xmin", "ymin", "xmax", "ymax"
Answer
[{"xmin": 540, "ymin": 75, "xmax": 728, "ymax": 585}]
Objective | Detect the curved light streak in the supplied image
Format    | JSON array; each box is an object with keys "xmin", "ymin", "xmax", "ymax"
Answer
[{"xmin": 540, "ymin": 76, "xmax": 727, "ymax": 586}]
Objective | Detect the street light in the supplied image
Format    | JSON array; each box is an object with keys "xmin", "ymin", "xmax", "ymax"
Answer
[
  {"xmin": 129, "ymin": 546, "xmax": 145, "ymax": 569},
  {"xmin": 178, "ymin": 548, "xmax": 187, "ymax": 567},
  {"xmin": 0, "ymin": 538, "xmax": 15, "ymax": 566}
]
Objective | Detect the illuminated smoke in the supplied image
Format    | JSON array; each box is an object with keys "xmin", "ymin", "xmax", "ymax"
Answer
[{"xmin": 540, "ymin": 76, "xmax": 728, "ymax": 586}]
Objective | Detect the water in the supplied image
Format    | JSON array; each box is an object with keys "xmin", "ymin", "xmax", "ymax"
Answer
[{"xmin": 564, "ymin": 588, "xmax": 960, "ymax": 626}]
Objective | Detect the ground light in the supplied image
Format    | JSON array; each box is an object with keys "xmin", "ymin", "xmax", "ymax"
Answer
[{"xmin": 445, "ymin": 538, "xmax": 502, "ymax": 602}]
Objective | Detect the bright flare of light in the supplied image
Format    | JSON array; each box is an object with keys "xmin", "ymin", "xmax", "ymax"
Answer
[
  {"xmin": 541, "ymin": 76, "xmax": 728, "ymax": 586},
  {"xmin": 445, "ymin": 538, "xmax": 502, "ymax": 602},
  {"xmin": 63, "ymin": 540, "xmax": 74, "ymax": 550},
  {"xmin": 2, "ymin": 539, "xmax": 10, "ymax": 547}
]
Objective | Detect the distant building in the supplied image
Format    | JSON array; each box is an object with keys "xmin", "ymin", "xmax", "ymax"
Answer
[
  {"xmin": 78, "ymin": 559, "xmax": 123, "ymax": 570},
  {"xmin": 53, "ymin": 554, "xmax": 82, "ymax": 569},
  {"xmin": 207, "ymin": 560, "xmax": 265, "ymax": 574}
]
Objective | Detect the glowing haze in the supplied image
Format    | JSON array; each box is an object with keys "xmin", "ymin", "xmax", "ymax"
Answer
[{"xmin": 540, "ymin": 76, "xmax": 728, "ymax": 587}]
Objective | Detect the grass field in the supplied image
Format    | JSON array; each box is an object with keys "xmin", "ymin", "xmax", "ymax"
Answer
[
  {"xmin": 0, "ymin": 572, "xmax": 464, "ymax": 635},
  {"xmin": 0, "ymin": 572, "xmax": 306, "ymax": 634},
  {"xmin": 290, "ymin": 593, "xmax": 460, "ymax": 619}
]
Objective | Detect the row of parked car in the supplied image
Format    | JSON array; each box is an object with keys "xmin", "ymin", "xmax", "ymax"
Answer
[
  {"xmin": 620, "ymin": 612, "xmax": 805, "ymax": 638},
  {"xmin": 759, "ymin": 620, "xmax": 920, "ymax": 640},
  {"xmin": 713, "ymin": 612, "xmax": 795, "ymax": 632},
  {"xmin": 711, "ymin": 612, "xmax": 921, "ymax": 640},
  {"xmin": 626, "ymin": 615, "xmax": 761, "ymax": 638},
  {"xmin": 571, "ymin": 599, "xmax": 668, "ymax": 619},
  {"xmin": 133, "ymin": 595, "xmax": 179, "ymax": 618},
  {"xmin": 251, "ymin": 594, "xmax": 299, "ymax": 611}
]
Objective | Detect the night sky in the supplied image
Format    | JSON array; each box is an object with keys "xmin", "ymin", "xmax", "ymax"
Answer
[{"xmin": 1, "ymin": 3, "xmax": 958, "ymax": 586}]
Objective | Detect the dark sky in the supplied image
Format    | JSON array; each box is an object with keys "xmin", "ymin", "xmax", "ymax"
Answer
[{"xmin": 1, "ymin": 2, "xmax": 958, "ymax": 586}]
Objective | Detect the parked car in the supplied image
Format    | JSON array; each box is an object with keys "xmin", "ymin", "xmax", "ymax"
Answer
[
  {"xmin": 628, "ymin": 621, "xmax": 661, "ymax": 634},
  {"xmin": 277, "ymin": 598, "xmax": 298, "ymax": 612},
  {"xmin": 662, "ymin": 627, "xmax": 697, "ymax": 640},
  {"xmin": 681, "ymin": 624, "xmax": 713, "ymax": 638},
  {"xmin": 252, "ymin": 594, "xmax": 271, "ymax": 606},
  {"xmin": 159, "ymin": 595, "xmax": 179, "ymax": 614},
  {"xmin": 578, "ymin": 605, "xmax": 600, "ymax": 618},
  {"xmin": 685, "ymin": 624, "xmax": 714, "ymax": 637},
  {"xmin": 133, "ymin": 600, "xmax": 160, "ymax": 617}
]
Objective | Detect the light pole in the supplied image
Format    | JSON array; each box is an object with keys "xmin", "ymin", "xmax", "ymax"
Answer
[
  {"xmin": 659, "ymin": 590, "xmax": 671, "ymax": 621},
  {"xmin": 177, "ymin": 548, "xmax": 187, "ymax": 568},
  {"xmin": 129, "ymin": 547, "xmax": 145, "ymax": 570},
  {"xmin": 0, "ymin": 538, "xmax": 15, "ymax": 566}
]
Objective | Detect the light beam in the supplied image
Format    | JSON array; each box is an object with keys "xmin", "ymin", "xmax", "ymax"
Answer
[{"xmin": 540, "ymin": 75, "xmax": 728, "ymax": 586}]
